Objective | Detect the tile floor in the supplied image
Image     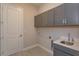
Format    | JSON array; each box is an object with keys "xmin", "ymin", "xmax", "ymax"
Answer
[{"xmin": 10, "ymin": 46, "xmax": 53, "ymax": 56}]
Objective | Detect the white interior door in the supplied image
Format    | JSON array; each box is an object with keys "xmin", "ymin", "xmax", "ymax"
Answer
[
  {"xmin": 1, "ymin": 4, "xmax": 23, "ymax": 55},
  {"xmin": 18, "ymin": 8, "xmax": 23, "ymax": 51}
]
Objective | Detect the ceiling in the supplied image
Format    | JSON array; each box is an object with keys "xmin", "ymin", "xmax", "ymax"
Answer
[{"xmin": 30, "ymin": 3, "xmax": 45, "ymax": 7}]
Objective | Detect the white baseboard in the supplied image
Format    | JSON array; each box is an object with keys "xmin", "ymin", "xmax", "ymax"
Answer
[
  {"xmin": 22, "ymin": 44, "xmax": 38, "ymax": 51},
  {"xmin": 37, "ymin": 44, "xmax": 53, "ymax": 55},
  {"xmin": 2, "ymin": 44, "xmax": 53, "ymax": 56},
  {"xmin": 6, "ymin": 44, "xmax": 38, "ymax": 56},
  {"xmin": 22, "ymin": 44, "xmax": 53, "ymax": 55}
]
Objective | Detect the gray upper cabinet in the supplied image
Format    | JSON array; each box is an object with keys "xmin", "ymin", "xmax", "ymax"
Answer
[
  {"xmin": 54, "ymin": 3, "xmax": 79, "ymax": 25},
  {"xmin": 34, "ymin": 14, "xmax": 42, "ymax": 27},
  {"xmin": 34, "ymin": 3, "xmax": 79, "ymax": 27},
  {"xmin": 41, "ymin": 11, "xmax": 48, "ymax": 27},
  {"xmin": 47, "ymin": 9, "xmax": 55, "ymax": 26},
  {"xmin": 54, "ymin": 4, "xmax": 65, "ymax": 25},
  {"xmin": 35, "ymin": 9, "xmax": 55, "ymax": 27},
  {"xmin": 64, "ymin": 3, "xmax": 79, "ymax": 25}
]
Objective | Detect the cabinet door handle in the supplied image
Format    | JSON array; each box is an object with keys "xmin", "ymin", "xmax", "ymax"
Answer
[
  {"xmin": 62, "ymin": 18, "xmax": 67, "ymax": 24},
  {"xmin": 64, "ymin": 18, "xmax": 67, "ymax": 24},
  {"xmin": 62, "ymin": 19, "xmax": 65, "ymax": 24}
]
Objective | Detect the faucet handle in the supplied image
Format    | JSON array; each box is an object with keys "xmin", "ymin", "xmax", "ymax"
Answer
[
  {"xmin": 72, "ymin": 38, "xmax": 74, "ymax": 43},
  {"xmin": 68, "ymin": 33, "xmax": 70, "ymax": 42}
]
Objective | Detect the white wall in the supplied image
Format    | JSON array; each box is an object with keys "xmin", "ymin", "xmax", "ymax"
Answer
[
  {"xmin": 37, "ymin": 3, "xmax": 62, "ymax": 14},
  {"xmin": 37, "ymin": 3, "xmax": 79, "ymax": 51},
  {"xmin": 22, "ymin": 4, "xmax": 38, "ymax": 48},
  {"xmin": 0, "ymin": 4, "xmax": 1, "ymax": 55}
]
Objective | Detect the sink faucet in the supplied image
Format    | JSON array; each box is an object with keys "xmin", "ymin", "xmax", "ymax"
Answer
[
  {"xmin": 68, "ymin": 33, "xmax": 70, "ymax": 42},
  {"xmin": 68, "ymin": 33, "xmax": 74, "ymax": 43}
]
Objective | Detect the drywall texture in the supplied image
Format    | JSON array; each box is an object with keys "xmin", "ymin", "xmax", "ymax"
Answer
[
  {"xmin": 22, "ymin": 4, "xmax": 37, "ymax": 48},
  {"xmin": 36, "ymin": 3, "xmax": 79, "ymax": 51},
  {"xmin": 0, "ymin": 4, "xmax": 1, "ymax": 55},
  {"xmin": 16, "ymin": 4, "xmax": 38, "ymax": 48}
]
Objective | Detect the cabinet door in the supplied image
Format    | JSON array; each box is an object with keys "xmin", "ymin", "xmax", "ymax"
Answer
[
  {"xmin": 54, "ymin": 4, "xmax": 65, "ymax": 25},
  {"xmin": 54, "ymin": 48, "xmax": 70, "ymax": 56},
  {"xmin": 34, "ymin": 14, "xmax": 42, "ymax": 27},
  {"xmin": 41, "ymin": 11, "xmax": 48, "ymax": 27},
  {"xmin": 54, "ymin": 43, "xmax": 79, "ymax": 56},
  {"xmin": 64, "ymin": 3, "xmax": 79, "ymax": 25},
  {"xmin": 48, "ymin": 9, "xmax": 55, "ymax": 26}
]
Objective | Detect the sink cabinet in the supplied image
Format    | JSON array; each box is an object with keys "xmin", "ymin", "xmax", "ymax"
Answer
[
  {"xmin": 53, "ymin": 43, "xmax": 79, "ymax": 56},
  {"xmin": 54, "ymin": 47, "xmax": 70, "ymax": 56}
]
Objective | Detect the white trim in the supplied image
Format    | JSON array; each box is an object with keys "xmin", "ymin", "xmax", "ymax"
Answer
[
  {"xmin": 37, "ymin": 44, "xmax": 53, "ymax": 55},
  {"xmin": 22, "ymin": 44, "xmax": 38, "ymax": 51},
  {"xmin": 2, "ymin": 44, "xmax": 53, "ymax": 56},
  {"xmin": 21, "ymin": 44, "xmax": 53, "ymax": 55}
]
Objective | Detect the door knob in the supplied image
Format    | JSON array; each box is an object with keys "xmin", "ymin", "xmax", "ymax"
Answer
[{"xmin": 20, "ymin": 34, "xmax": 22, "ymax": 37}]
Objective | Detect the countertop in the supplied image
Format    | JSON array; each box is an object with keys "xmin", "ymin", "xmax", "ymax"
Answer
[{"xmin": 53, "ymin": 38, "xmax": 79, "ymax": 51}]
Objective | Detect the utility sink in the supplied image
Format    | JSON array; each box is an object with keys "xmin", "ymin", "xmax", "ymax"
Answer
[{"xmin": 60, "ymin": 41, "xmax": 74, "ymax": 46}]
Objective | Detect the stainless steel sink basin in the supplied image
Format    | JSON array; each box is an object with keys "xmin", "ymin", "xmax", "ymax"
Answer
[{"xmin": 60, "ymin": 41, "xmax": 74, "ymax": 46}]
